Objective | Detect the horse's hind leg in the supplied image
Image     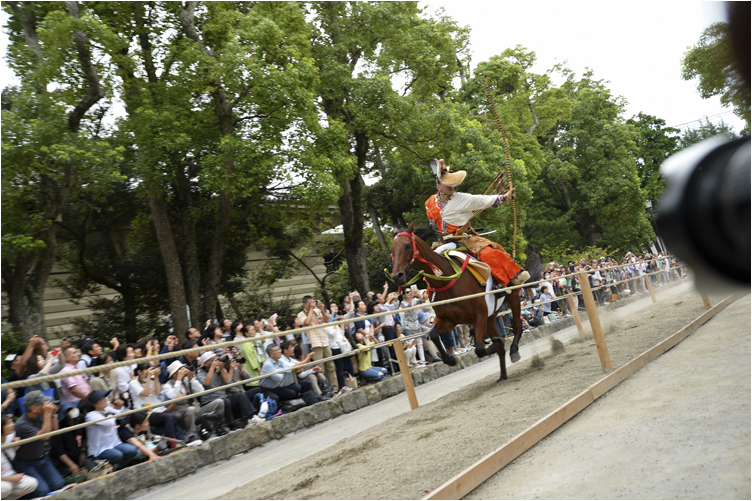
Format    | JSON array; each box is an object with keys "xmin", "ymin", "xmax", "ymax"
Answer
[
  {"xmin": 508, "ymin": 289, "xmax": 523, "ymax": 364},
  {"xmin": 489, "ymin": 315, "xmax": 507, "ymax": 381}
]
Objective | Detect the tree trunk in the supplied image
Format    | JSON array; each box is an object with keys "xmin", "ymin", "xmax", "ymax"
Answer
[
  {"xmin": 337, "ymin": 132, "xmax": 370, "ymax": 297},
  {"xmin": 175, "ymin": 167, "xmax": 202, "ymax": 327},
  {"xmin": 202, "ymin": 192, "xmax": 234, "ymax": 321},
  {"xmin": 367, "ymin": 201, "xmax": 389, "ymax": 253},
  {"xmin": 147, "ymin": 193, "xmax": 189, "ymax": 335}
]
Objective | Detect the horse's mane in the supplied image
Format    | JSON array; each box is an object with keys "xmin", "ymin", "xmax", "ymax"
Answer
[{"xmin": 393, "ymin": 225, "xmax": 437, "ymax": 243}]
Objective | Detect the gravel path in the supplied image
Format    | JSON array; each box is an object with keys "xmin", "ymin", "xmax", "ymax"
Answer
[
  {"xmin": 467, "ymin": 293, "xmax": 750, "ymax": 499},
  {"xmin": 218, "ymin": 283, "xmax": 726, "ymax": 500}
]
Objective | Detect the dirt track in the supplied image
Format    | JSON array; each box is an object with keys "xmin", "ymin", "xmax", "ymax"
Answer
[{"xmin": 218, "ymin": 286, "xmax": 722, "ymax": 500}]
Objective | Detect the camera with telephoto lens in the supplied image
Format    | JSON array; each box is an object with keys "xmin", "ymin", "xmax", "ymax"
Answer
[
  {"xmin": 218, "ymin": 354, "xmax": 233, "ymax": 364},
  {"xmin": 236, "ymin": 356, "xmax": 246, "ymax": 364}
]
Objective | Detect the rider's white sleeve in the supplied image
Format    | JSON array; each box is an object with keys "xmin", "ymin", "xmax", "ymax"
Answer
[{"xmin": 441, "ymin": 192, "xmax": 500, "ymax": 226}]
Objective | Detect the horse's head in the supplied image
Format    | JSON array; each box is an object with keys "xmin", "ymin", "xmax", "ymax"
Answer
[{"xmin": 391, "ymin": 221, "xmax": 415, "ymax": 286}]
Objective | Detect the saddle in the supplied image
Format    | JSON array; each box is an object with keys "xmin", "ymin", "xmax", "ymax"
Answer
[{"xmin": 447, "ymin": 250, "xmax": 491, "ymax": 286}]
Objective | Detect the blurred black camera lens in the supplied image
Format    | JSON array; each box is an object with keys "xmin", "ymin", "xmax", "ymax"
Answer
[{"xmin": 658, "ymin": 136, "xmax": 750, "ymax": 292}]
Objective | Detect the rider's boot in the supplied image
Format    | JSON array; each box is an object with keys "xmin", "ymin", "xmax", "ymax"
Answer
[{"xmin": 509, "ymin": 270, "xmax": 530, "ymax": 286}]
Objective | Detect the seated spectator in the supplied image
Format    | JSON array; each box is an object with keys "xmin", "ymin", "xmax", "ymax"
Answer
[
  {"xmin": 176, "ymin": 340, "xmax": 201, "ymax": 371},
  {"xmin": 196, "ymin": 352, "xmax": 260, "ymax": 430},
  {"xmin": 259, "ymin": 345, "xmax": 312, "ymax": 401},
  {"xmin": 221, "ymin": 353, "xmax": 264, "ymax": 420},
  {"xmin": 159, "ymin": 335, "xmax": 181, "ymax": 367},
  {"xmin": 185, "ymin": 327, "xmax": 202, "ymax": 342},
  {"xmin": 539, "ymin": 286, "xmax": 553, "ymax": 317},
  {"xmin": 59, "ymin": 347, "xmax": 91, "ymax": 403},
  {"xmin": 81, "ymin": 390, "xmax": 138, "ymax": 470},
  {"xmin": 289, "ymin": 344, "xmax": 330, "ymax": 398},
  {"xmin": 162, "ymin": 361, "xmax": 223, "ymax": 442},
  {"xmin": 49, "ymin": 402, "xmax": 86, "ymax": 485},
  {"xmin": 397, "ymin": 324, "xmax": 420, "ymax": 367},
  {"xmin": 203, "ymin": 324, "xmax": 225, "ymax": 355},
  {"xmin": 1, "ymin": 370, "xmax": 17, "ymax": 417},
  {"xmin": 1, "ymin": 414, "xmax": 39, "ymax": 500},
  {"xmin": 142, "ymin": 339, "xmax": 168, "ymax": 384},
  {"xmin": 354, "ymin": 332, "xmax": 388, "ymax": 382},
  {"xmin": 129, "ymin": 363, "xmax": 182, "ymax": 439},
  {"xmin": 116, "ymin": 411, "xmax": 160, "ymax": 462},
  {"xmin": 11, "ymin": 390, "xmax": 65, "ymax": 498}
]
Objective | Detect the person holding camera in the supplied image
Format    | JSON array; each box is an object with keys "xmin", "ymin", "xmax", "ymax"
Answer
[
  {"xmin": 2, "ymin": 414, "xmax": 39, "ymax": 500},
  {"xmin": 162, "ymin": 361, "xmax": 222, "ymax": 442},
  {"xmin": 81, "ymin": 390, "xmax": 138, "ymax": 471},
  {"xmin": 129, "ymin": 364, "xmax": 181, "ymax": 439},
  {"xmin": 297, "ymin": 296, "xmax": 338, "ymax": 390},
  {"xmin": 11, "ymin": 391, "xmax": 65, "ymax": 498},
  {"xmin": 196, "ymin": 352, "xmax": 261, "ymax": 431}
]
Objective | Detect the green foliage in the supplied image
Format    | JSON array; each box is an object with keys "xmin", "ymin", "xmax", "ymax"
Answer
[
  {"xmin": 70, "ymin": 295, "xmax": 172, "ymax": 345},
  {"xmin": 625, "ymin": 113, "xmax": 680, "ymax": 204},
  {"xmin": 678, "ymin": 117, "xmax": 737, "ymax": 149},
  {"xmin": 539, "ymin": 245, "xmax": 621, "ymax": 269},
  {"xmin": 0, "ymin": 331, "xmax": 25, "ymax": 380},
  {"xmin": 224, "ymin": 290, "xmax": 299, "ymax": 328},
  {"xmin": 681, "ymin": 22, "xmax": 750, "ymax": 134}
]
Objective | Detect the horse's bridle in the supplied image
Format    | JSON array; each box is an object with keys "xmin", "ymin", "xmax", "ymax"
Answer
[{"xmin": 388, "ymin": 231, "xmax": 469, "ymax": 294}]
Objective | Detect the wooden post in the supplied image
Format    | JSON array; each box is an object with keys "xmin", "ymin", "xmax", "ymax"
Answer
[
  {"xmin": 566, "ymin": 294, "xmax": 584, "ymax": 334},
  {"xmin": 701, "ymin": 294, "xmax": 711, "ymax": 308},
  {"xmin": 645, "ymin": 273, "xmax": 657, "ymax": 303},
  {"xmin": 391, "ymin": 339, "xmax": 419, "ymax": 410},
  {"xmin": 576, "ymin": 272, "xmax": 613, "ymax": 370}
]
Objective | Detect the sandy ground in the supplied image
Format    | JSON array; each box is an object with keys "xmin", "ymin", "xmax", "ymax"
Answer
[
  {"xmin": 217, "ymin": 283, "xmax": 729, "ymax": 500},
  {"xmin": 467, "ymin": 293, "xmax": 751, "ymax": 499}
]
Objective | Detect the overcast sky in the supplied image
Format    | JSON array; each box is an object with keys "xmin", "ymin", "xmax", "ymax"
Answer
[
  {"xmin": 420, "ymin": 0, "xmax": 743, "ymax": 133},
  {"xmin": 0, "ymin": 1, "xmax": 743, "ymax": 134}
]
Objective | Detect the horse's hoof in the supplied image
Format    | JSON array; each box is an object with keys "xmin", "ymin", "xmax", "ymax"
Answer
[
  {"xmin": 496, "ymin": 375, "xmax": 507, "ymax": 382},
  {"xmin": 442, "ymin": 356, "xmax": 457, "ymax": 366},
  {"xmin": 510, "ymin": 351, "xmax": 520, "ymax": 363}
]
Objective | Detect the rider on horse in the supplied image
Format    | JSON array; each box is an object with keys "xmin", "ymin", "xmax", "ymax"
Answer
[{"xmin": 424, "ymin": 159, "xmax": 530, "ymax": 289}]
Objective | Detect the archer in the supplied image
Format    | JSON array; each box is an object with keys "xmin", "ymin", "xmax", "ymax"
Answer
[{"xmin": 424, "ymin": 159, "xmax": 530, "ymax": 289}]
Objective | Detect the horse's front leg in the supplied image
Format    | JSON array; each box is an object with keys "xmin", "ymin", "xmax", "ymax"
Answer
[
  {"xmin": 489, "ymin": 315, "xmax": 508, "ymax": 381},
  {"xmin": 429, "ymin": 318, "xmax": 458, "ymax": 366},
  {"xmin": 472, "ymin": 314, "xmax": 502, "ymax": 359}
]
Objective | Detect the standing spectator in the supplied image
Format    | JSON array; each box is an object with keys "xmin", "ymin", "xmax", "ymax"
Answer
[
  {"xmin": 59, "ymin": 347, "xmax": 91, "ymax": 403},
  {"xmin": 1, "ymin": 414, "xmax": 39, "ymax": 500},
  {"xmin": 112, "ymin": 344, "xmax": 136, "ymax": 402},
  {"xmin": 323, "ymin": 305, "xmax": 354, "ymax": 390},
  {"xmin": 539, "ymin": 286, "xmax": 553, "ymax": 318},
  {"xmin": 81, "ymin": 391, "xmax": 138, "ymax": 470},
  {"xmin": 240, "ymin": 323, "xmax": 265, "ymax": 387},
  {"xmin": 89, "ymin": 353, "xmax": 125, "ymax": 411},
  {"xmin": 11, "ymin": 391, "xmax": 64, "ymax": 498},
  {"xmin": 297, "ymin": 297, "xmax": 338, "ymax": 389}
]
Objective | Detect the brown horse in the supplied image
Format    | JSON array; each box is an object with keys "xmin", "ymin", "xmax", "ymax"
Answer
[{"xmin": 390, "ymin": 223, "xmax": 524, "ymax": 382}]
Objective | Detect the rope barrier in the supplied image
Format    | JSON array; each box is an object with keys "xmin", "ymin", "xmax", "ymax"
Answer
[
  {"xmin": 0, "ymin": 258, "xmax": 685, "ymax": 449},
  {"xmin": 0, "ymin": 258, "xmax": 676, "ymax": 391}
]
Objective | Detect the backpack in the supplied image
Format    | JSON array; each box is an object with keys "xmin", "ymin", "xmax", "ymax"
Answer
[{"xmin": 253, "ymin": 393, "xmax": 279, "ymax": 420}]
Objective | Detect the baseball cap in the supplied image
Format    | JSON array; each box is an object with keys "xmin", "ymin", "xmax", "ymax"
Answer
[
  {"xmin": 89, "ymin": 390, "xmax": 111, "ymax": 404},
  {"xmin": 24, "ymin": 390, "xmax": 52, "ymax": 407}
]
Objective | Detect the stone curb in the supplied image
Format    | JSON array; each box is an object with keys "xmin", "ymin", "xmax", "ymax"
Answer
[{"xmin": 47, "ymin": 278, "xmax": 689, "ymax": 500}]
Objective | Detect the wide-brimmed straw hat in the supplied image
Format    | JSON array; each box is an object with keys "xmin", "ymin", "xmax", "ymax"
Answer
[{"xmin": 430, "ymin": 159, "xmax": 466, "ymax": 188}]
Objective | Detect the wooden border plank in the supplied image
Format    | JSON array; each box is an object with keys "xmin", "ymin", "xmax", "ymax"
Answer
[{"xmin": 424, "ymin": 292, "xmax": 743, "ymax": 500}]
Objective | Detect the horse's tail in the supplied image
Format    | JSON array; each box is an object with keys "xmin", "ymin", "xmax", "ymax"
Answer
[{"xmin": 526, "ymin": 244, "xmax": 543, "ymax": 284}]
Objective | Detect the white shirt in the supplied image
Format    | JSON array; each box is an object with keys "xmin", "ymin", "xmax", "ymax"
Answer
[
  {"xmin": 323, "ymin": 324, "xmax": 345, "ymax": 350},
  {"xmin": 129, "ymin": 378, "xmax": 165, "ymax": 412},
  {"xmin": 112, "ymin": 364, "xmax": 135, "ymax": 396},
  {"xmin": 85, "ymin": 411, "xmax": 122, "ymax": 457},
  {"xmin": 437, "ymin": 192, "xmax": 500, "ymax": 227}
]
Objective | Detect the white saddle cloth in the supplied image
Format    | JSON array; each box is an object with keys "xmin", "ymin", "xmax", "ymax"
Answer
[{"xmin": 434, "ymin": 243, "xmax": 505, "ymax": 317}]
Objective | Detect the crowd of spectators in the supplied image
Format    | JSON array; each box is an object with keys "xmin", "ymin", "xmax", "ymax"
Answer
[{"xmin": 0, "ymin": 251, "xmax": 684, "ymax": 497}]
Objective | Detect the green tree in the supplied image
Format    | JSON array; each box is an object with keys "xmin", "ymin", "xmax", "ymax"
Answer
[
  {"xmin": 625, "ymin": 113, "xmax": 680, "ymax": 204},
  {"xmin": 527, "ymin": 69, "xmax": 655, "ymax": 252},
  {"xmin": 308, "ymin": 1, "xmax": 469, "ymax": 297},
  {"xmin": 678, "ymin": 116, "xmax": 737, "ymax": 149},
  {"xmin": 2, "ymin": 2, "xmax": 122, "ymax": 340},
  {"xmin": 681, "ymin": 21, "xmax": 750, "ymax": 134}
]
